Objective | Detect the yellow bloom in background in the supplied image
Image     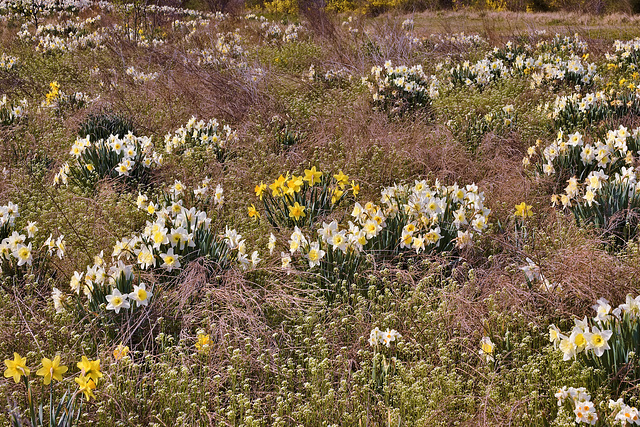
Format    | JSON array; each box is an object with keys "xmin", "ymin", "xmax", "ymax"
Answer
[
  {"xmin": 255, "ymin": 182, "xmax": 266, "ymax": 200},
  {"xmin": 248, "ymin": 204, "xmax": 260, "ymax": 220},
  {"xmin": 77, "ymin": 356, "xmax": 102, "ymax": 384},
  {"xmin": 75, "ymin": 375, "xmax": 96, "ymax": 401},
  {"xmin": 36, "ymin": 356, "xmax": 67, "ymax": 385},
  {"xmin": 4, "ymin": 353, "xmax": 30, "ymax": 383},
  {"xmin": 350, "ymin": 181, "xmax": 359, "ymax": 197},
  {"xmin": 288, "ymin": 202, "xmax": 306, "ymax": 220},
  {"xmin": 331, "ymin": 188, "xmax": 344, "ymax": 204},
  {"xmin": 303, "ymin": 166, "xmax": 322, "ymax": 186},
  {"xmin": 195, "ymin": 332, "xmax": 211, "ymax": 352},
  {"xmin": 333, "ymin": 170, "xmax": 349, "ymax": 188},
  {"xmin": 113, "ymin": 344, "xmax": 129, "ymax": 361},
  {"xmin": 514, "ymin": 202, "xmax": 533, "ymax": 219}
]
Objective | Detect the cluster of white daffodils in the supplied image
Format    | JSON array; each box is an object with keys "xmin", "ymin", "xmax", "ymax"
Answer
[
  {"xmin": 366, "ymin": 61, "xmax": 439, "ymax": 114},
  {"xmin": 125, "ymin": 66, "xmax": 159, "ymax": 83},
  {"xmin": 18, "ymin": 16, "xmax": 106, "ymax": 53},
  {"xmin": 549, "ymin": 316, "xmax": 612, "ymax": 361},
  {"xmin": 0, "ymin": 0, "xmax": 91, "ymax": 15},
  {"xmin": 54, "ymin": 132, "xmax": 161, "ymax": 185},
  {"xmin": 606, "ymin": 38, "xmax": 640, "ymax": 71},
  {"xmin": 0, "ymin": 202, "xmax": 18, "ymax": 228},
  {"xmin": 129, "ymin": 185, "xmax": 258, "ymax": 271},
  {"xmin": 164, "ymin": 116, "xmax": 236, "ymax": 156},
  {"xmin": 278, "ymin": 180, "xmax": 488, "ymax": 274},
  {"xmin": 378, "ymin": 180, "xmax": 489, "ymax": 252},
  {"xmin": 429, "ymin": 32, "xmax": 486, "ymax": 49},
  {"xmin": 67, "ymin": 187, "xmax": 259, "ymax": 311},
  {"xmin": 537, "ymin": 33, "xmax": 588, "ymax": 56},
  {"xmin": 1, "ymin": 203, "xmax": 66, "ymax": 273},
  {"xmin": 0, "ymin": 95, "xmax": 27, "ymax": 126},
  {"xmin": 187, "ymin": 31, "xmax": 246, "ymax": 69},
  {"xmin": 530, "ymin": 126, "xmax": 640, "ymax": 208},
  {"xmin": 0, "ymin": 52, "xmax": 17, "ymax": 70},
  {"xmin": 528, "ymin": 53, "xmax": 597, "ymax": 89},
  {"xmin": 609, "ymin": 398, "xmax": 640, "ymax": 425},
  {"xmin": 448, "ymin": 57, "xmax": 509, "ymax": 87},
  {"xmin": 260, "ymin": 22, "xmax": 301, "ymax": 43},
  {"xmin": 368, "ymin": 327, "xmax": 401, "ymax": 347},
  {"xmin": 555, "ymin": 387, "xmax": 598, "ymax": 425},
  {"xmin": 171, "ymin": 17, "xmax": 210, "ymax": 42}
]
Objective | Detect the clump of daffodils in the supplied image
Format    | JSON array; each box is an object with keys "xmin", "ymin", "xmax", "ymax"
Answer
[
  {"xmin": 1, "ymin": 202, "xmax": 65, "ymax": 276},
  {"xmin": 254, "ymin": 167, "xmax": 356, "ymax": 229},
  {"xmin": 555, "ymin": 386, "xmax": 598, "ymax": 425},
  {"xmin": 125, "ymin": 66, "xmax": 159, "ymax": 83},
  {"xmin": 65, "ymin": 183, "xmax": 259, "ymax": 314},
  {"xmin": 4, "ymin": 352, "xmax": 102, "ymax": 426},
  {"xmin": 550, "ymin": 294, "xmax": 640, "ymax": 389},
  {"xmin": 368, "ymin": 327, "xmax": 401, "ymax": 348},
  {"xmin": 365, "ymin": 61, "xmax": 439, "ymax": 116},
  {"xmin": 607, "ymin": 38, "xmax": 640, "ymax": 72},
  {"xmin": 42, "ymin": 81, "xmax": 91, "ymax": 113},
  {"xmin": 54, "ymin": 132, "xmax": 162, "ymax": 189},
  {"xmin": 448, "ymin": 104, "xmax": 516, "ymax": 150},
  {"xmin": 164, "ymin": 116, "xmax": 236, "ymax": 162},
  {"xmin": 548, "ymin": 90, "xmax": 640, "ymax": 131},
  {"xmin": 529, "ymin": 126, "xmax": 640, "ymax": 240},
  {"xmin": 609, "ymin": 398, "xmax": 640, "ymax": 425},
  {"xmin": 0, "ymin": 94, "xmax": 27, "ymax": 126},
  {"xmin": 0, "ymin": 52, "xmax": 18, "ymax": 70}
]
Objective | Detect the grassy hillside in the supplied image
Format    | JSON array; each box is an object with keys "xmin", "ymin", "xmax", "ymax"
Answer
[{"xmin": 2, "ymin": 2, "xmax": 640, "ymax": 426}]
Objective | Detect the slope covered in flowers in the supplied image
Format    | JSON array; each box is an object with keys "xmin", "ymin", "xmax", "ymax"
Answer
[{"xmin": 4, "ymin": 2, "xmax": 640, "ymax": 426}]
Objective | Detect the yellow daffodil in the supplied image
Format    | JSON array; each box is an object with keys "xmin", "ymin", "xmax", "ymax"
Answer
[
  {"xmin": 77, "ymin": 356, "xmax": 102, "ymax": 384},
  {"xmin": 333, "ymin": 170, "xmax": 349, "ymax": 188},
  {"xmin": 288, "ymin": 202, "xmax": 306, "ymax": 220},
  {"xmin": 269, "ymin": 175, "xmax": 287, "ymax": 197},
  {"xmin": 195, "ymin": 332, "xmax": 211, "ymax": 352},
  {"xmin": 350, "ymin": 181, "xmax": 359, "ymax": 196},
  {"xmin": 4, "ymin": 353, "xmax": 30, "ymax": 383},
  {"xmin": 331, "ymin": 188, "xmax": 344, "ymax": 204},
  {"xmin": 75, "ymin": 375, "xmax": 96, "ymax": 401},
  {"xmin": 514, "ymin": 202, "xmax": 533, "ymax": 219},
  {"xmin": 248, "ymin": 204, "xmax": 260, "ymax": 220},
  {"xmin": 113, "ymin": 344, "xmax": 129, "ymax": 361},
  {"xmin": 36, "ymin": 356, "xmax": 67, "ymax": 385},
  {"xmin": 303, "ymin": 166, "xmax": 322, "ymax": 186},
  {"xmin": 255, "ymin": 182, "xmax": 266, "ymax": 200}
]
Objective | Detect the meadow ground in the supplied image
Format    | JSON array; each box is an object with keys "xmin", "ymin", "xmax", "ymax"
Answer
[{"xmin": 2, "ymin": 3, "xmax": 640, "ymax": 426}]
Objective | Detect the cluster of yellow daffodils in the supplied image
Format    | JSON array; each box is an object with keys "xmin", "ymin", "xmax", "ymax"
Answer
[
  {"xmin": 4, "ymin": 353, "xmax": 101, "ymax": 401},
  {"xmin": 254, "ymin": 167, "xmax": 356, "ymax": 228}
]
